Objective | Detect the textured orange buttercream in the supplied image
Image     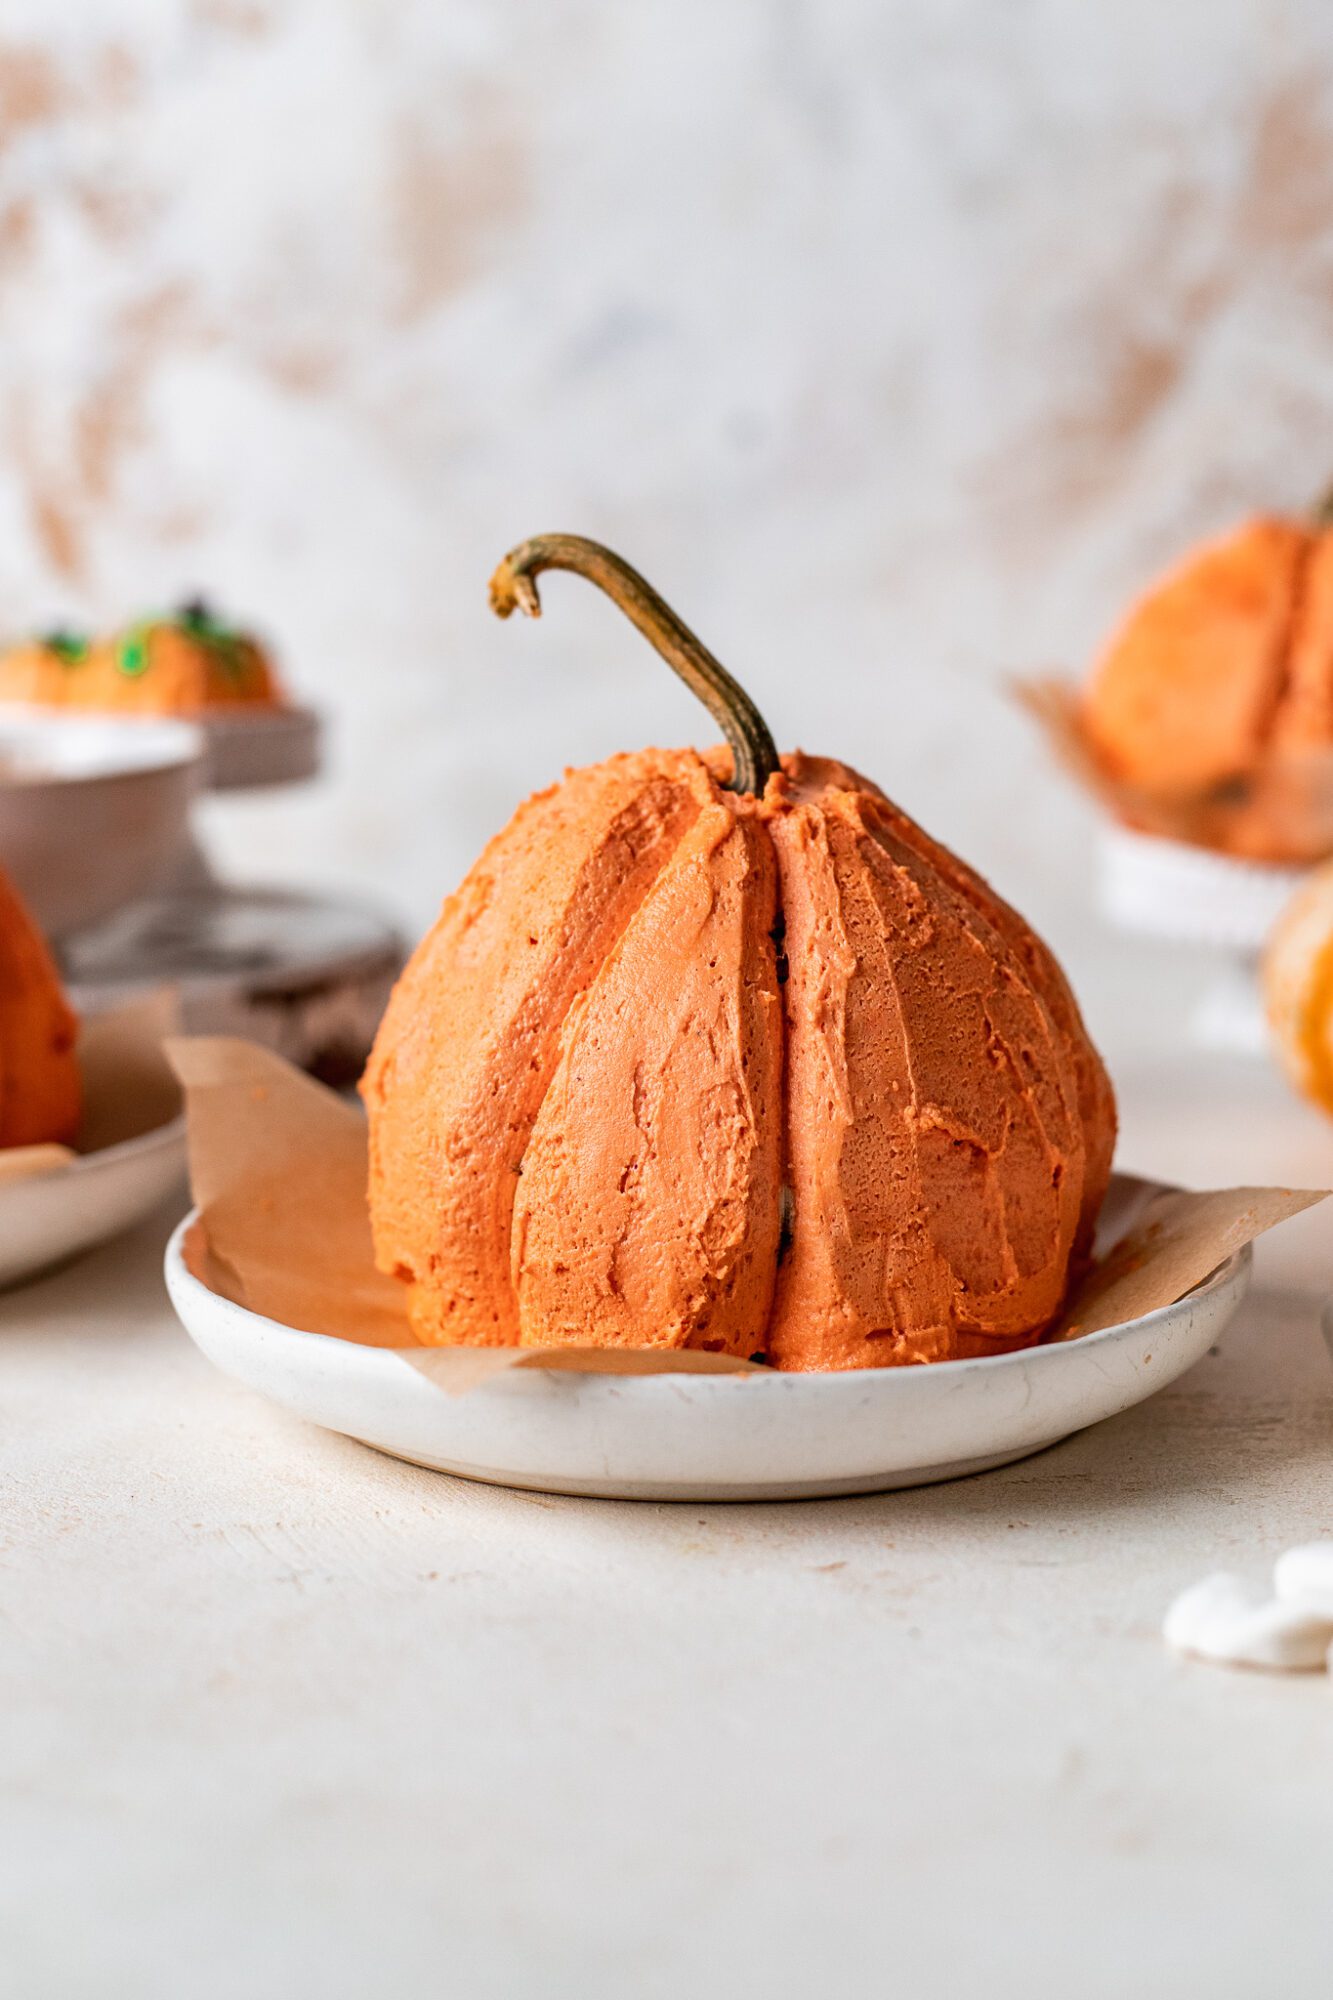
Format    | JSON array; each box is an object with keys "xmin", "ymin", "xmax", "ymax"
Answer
[
  {"xmin": 363, "ymin": 748, "xmax": 1115, "ymax": 1369},
  {"xmin": 1276, "ymin": 529, "xmax": 1333, "ymax": 753},
  {"xmin": 0, "ymin": 867, "xmax": 80, "ymax": 1148},
  {"xmin": 1083, "ymin": 517, "xmax": 1333, "ymax": 800},
  {"xmin": 0, "ymin": 641, "xmax": 80, "ymax": 708},
  {"xmin": 67, "ymin": 625, "xmax": 281, "ymax": 714},
  {"xmin": 0, "ymin": 622, "xmax": 282, "ymax": 715}
]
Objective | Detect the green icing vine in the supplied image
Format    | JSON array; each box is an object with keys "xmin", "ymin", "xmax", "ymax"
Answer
[
  {"xmin": 117, "ymin": 624, "xmax": 151, "ymax": 677},
  {"xmin": 40, "ymin": 628, "xmax": 89, "ymax": 666},
  {"xmin": 112, "ymin": 600, "xmax": 252, "ymax": 681},
  {"xmin": 174, "ymin": 597, "xmax": 246, "ymax": 679}
]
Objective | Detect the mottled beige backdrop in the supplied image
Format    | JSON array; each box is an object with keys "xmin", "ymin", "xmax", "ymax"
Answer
[{"xmin": 2, "ymin": 0, "xmax": 1332, "ymax": 1021}]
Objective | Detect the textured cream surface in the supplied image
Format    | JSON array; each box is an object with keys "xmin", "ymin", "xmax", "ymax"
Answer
[
  {"xmin": 512, "ymin": 799, "xmax": 783, "ymax": 1354},
  {"xmin": 363, "ymin": 749, "xmax": 1113, "ymax": 1365},
  {"xmin": 362, "ymin": 751, "xmax": 712, "ymax": 1346},
  {"xmin": 764, "ymin": 759, "xmax": 1108, "ymax": 1368}
]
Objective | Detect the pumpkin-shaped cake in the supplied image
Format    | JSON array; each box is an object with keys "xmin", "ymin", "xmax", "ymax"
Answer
[
  {"xmin": 0, "ymin": 864, "xmax": 80, "ymax": 1147},
  {"xmin": 1081, "ymin": 508, "xmax": 1333, "ymax": 858},
  {"xmin": 64, "ymin": 600, "xmax": 282, "ymax": 716},
  {"xmin": 364, "ymin": 538, "xmax": 1116, "ymax": 1370}
]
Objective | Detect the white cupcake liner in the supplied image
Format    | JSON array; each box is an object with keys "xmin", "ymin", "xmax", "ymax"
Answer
[{"xmin": 1096, "ymin": 825, "xmax": 1311, "ymax": 953}]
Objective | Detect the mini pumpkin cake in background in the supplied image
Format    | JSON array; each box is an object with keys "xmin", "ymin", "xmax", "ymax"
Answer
[
  {"xmin": 1262, "ymin": 860, "xmax": 1333, "ymax": 1117},
  {"xmin": 1017, "ymin": 497, "xmax": 1333, "ymax": 1050},
  {"xmin": 0, "ymin": 862, "xmax": 80, "ymax": 1147},
  {"xmin": 68, "ymin": 599, "xmax": 284, "ymax": 716},
  {"xmin": 0, "ymin": 603, "xmax": 282, "ymax": 717},
  {"xmin": 1075, "ymin": 499, "xmax": 1333, "ymax": 865},
  {"xmin": 363, "ymin": 536, "xmax": 1116, "ymax": 1372}
]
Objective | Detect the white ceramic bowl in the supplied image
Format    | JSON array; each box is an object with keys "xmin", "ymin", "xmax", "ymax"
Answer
[
  {"xmin": 164, "ymin": 1210, "xmax": 1251, "ymax": 1501},
  {"xmin": 0, "ymin": 1115, "xmax": 185, "ymax": 1290},
  {"xmin": 0, "ymin": 711, "xmax": 203, "ymax": 936}
]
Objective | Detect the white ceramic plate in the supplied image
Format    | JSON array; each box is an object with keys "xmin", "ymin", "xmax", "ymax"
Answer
[
  {"xmin": 163, "ymin": 1200, "xmax": 1251, "ymax": 1501},
  {"xmin": 0, "ymin": 1115, "xmax": 186, "ymax": 1290}
]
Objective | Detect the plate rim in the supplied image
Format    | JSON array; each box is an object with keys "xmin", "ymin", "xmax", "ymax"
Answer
[
  {"xmin": 0, "ymin": 704, "xmax": 204, "ymax": 780},
  {"xmin": 3, "ymin": 1109, "xmax": 188, "ymax": 1194},
  {"xmin": 162, "ymin": 1205, "xmax": 1251, "ymax": 1396}
]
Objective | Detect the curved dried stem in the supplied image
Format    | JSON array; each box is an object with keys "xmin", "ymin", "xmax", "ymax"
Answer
[{"xmin": 489, "ymin": 534, "xmax": 780, "ymax": 797}]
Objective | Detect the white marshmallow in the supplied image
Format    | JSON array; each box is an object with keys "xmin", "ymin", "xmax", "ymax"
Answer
[
  {"xmin": 1273, "ymin": 1540, "xmax": 1333, "ymax": 1618},
  {"xmin": 1163, "ymin": 1571, "xmax": 1333, "ymax": 1671}
]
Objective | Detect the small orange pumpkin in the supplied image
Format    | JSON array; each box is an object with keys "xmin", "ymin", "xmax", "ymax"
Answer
[
  {"xmin": 1263, "ymin": 861, "xmax": 1333, "ymax": 1117},
  {"xmin": 1081, "ymin": 506, "xmax": 1333, "ymax": 858},
  {"xmin": 363, "ymin": 538, "xmax": 1115, "ymax": 1370},
  {"xmin": 0, "ymin": 865, "xmax": 80, "ymax": 1148}
]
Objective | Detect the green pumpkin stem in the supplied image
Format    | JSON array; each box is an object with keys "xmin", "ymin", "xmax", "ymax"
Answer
[
  {"xmin": 1312, "ymin": 482, "xmax": 1333, "ymax": 528},
  {"xmin": 488, "ymin": 534, "xmax": 780, "ymax": 797}
]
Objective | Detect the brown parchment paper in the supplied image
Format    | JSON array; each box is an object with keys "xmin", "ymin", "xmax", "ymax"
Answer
[
  {"xmin": 1015, "ymin": 676, "xmax": 1333, "ymax": 864},
  {"xmin": 1049, "ymin": 1184, "xmax": 1325, "ymax": 1339},
  {"xmin": 167, "ymin": 1036, "xmax": 1327, "ymax": 1387},
  {"xmin": 0, "ymin": 990, "xmax": 182, "ymax": 1186}
]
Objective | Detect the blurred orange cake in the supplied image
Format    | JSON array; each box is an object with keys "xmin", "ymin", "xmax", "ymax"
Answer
[
  {"xmin": 1079, "ymin": 513, "xmax": 1333, "ymax": 861},
  {"xmin": 0, "ymin": 601, "xmax": 283, "ymax": 717}
]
